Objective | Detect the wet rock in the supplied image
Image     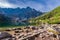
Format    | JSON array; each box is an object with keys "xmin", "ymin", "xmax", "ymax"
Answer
[
  {"xmin": 40, "ymin": 26, "xmax": 44, "ymax": 29},
  {"xmin": 52, "ymin": 34, "xmax": 57, "ymax": 38},
  {"xmin": 12, "ymin": 37, "xmax": 16, "ymax": 40},
  {"xmin": 16, "ymin": 28, "xmax": 22, "ymax": 30},
  {"xmin": 15, "ymin": 31, "xmax": 20, "ymax": 33},
  {"xmin": 55, "ymin": 28, "xmax": 60, "ymax": 33},
  {"xmin": 12, "ymin": 28, "xmax": 22, "ymax": 31},
  {"xmin": 31, "ymin": 27, "xmax": 36, "ymax": 30},
  {"xmin": 26, "ymin": 27, "xmax": 30, "ymax": 29},
  {"xmin": 25, "ymin": 30, "xmax": 30, "ymax": 33}
]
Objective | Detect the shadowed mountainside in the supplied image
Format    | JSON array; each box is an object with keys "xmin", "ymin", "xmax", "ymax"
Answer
[{"xmin": 0, "ymin": 7, "xmax": 43, "ymax": 26}]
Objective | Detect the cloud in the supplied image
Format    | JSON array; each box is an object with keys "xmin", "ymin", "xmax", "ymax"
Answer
[
  {"xmin": 0, "ymin": 0, "xmax": 19, "ymax": 8},
  {"xmin": 0, "ymin": 0, "xmax": 60, "ymax": 12},
  {"xmin": 0, "ymin": 2, "xmax": 13, "ymax": 8},
  {"xmin": 23, "ymin": 0, "xmax": 60, "ymax": 12}
]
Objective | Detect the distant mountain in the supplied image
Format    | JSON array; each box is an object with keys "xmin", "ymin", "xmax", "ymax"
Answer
[
  {"xmin": 0, "ymin": 7, "xmax": 43, "ymax": 20},
  {"xmin": 0, "ymin": 7, "xmax": 43, "ymax": 26},
  {"xmin": 29, "ymin": 6, "xmax": 60, "ymax": 25}
]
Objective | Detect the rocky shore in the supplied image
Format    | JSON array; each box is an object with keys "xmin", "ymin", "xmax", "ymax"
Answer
[{"xmin": 0, "ymin": 24, "xmax": 60, "ymax": 40}]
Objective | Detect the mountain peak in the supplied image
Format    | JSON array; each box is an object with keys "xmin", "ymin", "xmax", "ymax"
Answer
[
  {"xmin": 26, "ymin": 7, "xmax": 32, "ymax": 10},
  {"xmin": 0, "ymin": 7, "xmax": 43, "ymax": 19}
]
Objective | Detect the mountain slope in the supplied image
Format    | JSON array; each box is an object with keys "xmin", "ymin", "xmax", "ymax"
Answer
[
  {"xmin": 0, "ymin": 13, "xmax": 11, "ymax": 26},
  {"xmin": 29, "ymin": 6, "xmax": 60, "ymax": 25},
  {"xmin": 0, "ymin": 7, "xmax": 43, "ymax": 20},
  {"xmin": 0, "ymin": 7, "xmax": 43, "ymax": 26}
]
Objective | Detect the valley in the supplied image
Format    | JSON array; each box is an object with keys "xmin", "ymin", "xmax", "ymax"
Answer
[{"xmin": 0, "ymin": 6, "xmax": 60, "ymax": 40}]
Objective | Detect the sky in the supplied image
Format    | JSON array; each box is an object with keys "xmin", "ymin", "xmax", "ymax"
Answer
[{"xmin": 0, "ymin": 0, "xmax": 60, "ymax": 12}]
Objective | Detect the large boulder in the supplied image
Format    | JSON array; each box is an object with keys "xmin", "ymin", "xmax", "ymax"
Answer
[{"xmin": 0, "ymin": 32, "xmax": 12, "ymax": 40}]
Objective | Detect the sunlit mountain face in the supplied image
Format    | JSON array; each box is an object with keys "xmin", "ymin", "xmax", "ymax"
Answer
[{"xmin": 0, "ymin": 0, "xmax": 60, "ymax": 12}]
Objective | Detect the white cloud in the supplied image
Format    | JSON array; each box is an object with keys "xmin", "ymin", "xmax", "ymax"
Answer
[
  {"xmin": 0, "ymin": 0, "xmax": 60, "ymax": 12},
  {"xmin": 0, "ymin": 2, "xmax": 12, "ymax": 8},
  {"xmin": 0, "ymin": 0, "xmax": 19, "ymax": 8}
]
